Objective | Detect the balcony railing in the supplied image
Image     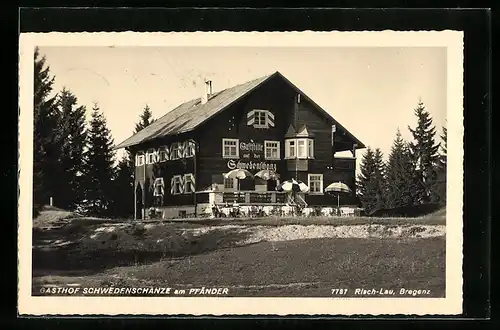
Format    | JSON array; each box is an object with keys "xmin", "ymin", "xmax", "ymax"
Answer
[{"xmin": 221, "ymin": 191, "xmax": 288, "ymax": 204}]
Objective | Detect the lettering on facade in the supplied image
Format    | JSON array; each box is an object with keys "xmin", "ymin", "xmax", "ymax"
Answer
[
  {"xmin": 227, "ymin": 159, "xmax": 277, "ymax": 172},
  {"xmin": 239, "ymin": 142, "xmax": 264, "ymax": 152}
]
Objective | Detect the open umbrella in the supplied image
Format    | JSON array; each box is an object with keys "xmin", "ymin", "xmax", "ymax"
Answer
[
  {"xmin": 276, "ymin": 178, "xmax": 310, "ymax": 193},
  {"xmin": 325, "ymin": 181, "xmax": 352, "ymax": 209},
  {"xmin": 255, "ymin": 169, "xmax": 279, "ymax": 181},
  {"xmin": 224, "ymin": 169, "xmax": 254, "ymax": 191}
]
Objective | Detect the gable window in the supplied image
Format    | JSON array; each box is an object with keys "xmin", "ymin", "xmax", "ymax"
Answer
[
  {"xmin": 308, "ymin": 174, "xmax": 323, "ymax": 194},
  {"xmin": 158, "ymin": 147, "xmax": 169, "ymax": 162},
  {"xmin": 247, "ymin": 109, "xmax": 275, "ymax": 129},
  {"xmin": 255, "ymin": 110, "xmax": 267, "ymax": 127},
  {"xmin": 153, "ymin": 177, "xmax": 165, "ymax": 196},
  {"xmin": 264, "ymin": 140, "xmax": 280, "ymax": 160},
  {"xmin": 136, "ymin": 152, "xmax": 145, "ymax": 166},
  {"xmin": 222, "ymin": 138, "xmax": 239, "ymax": 158},
  {"xmin": 184, "ymin": 173, "xmax": 196, "ymax": 193},
  {"xmin": 146, "ymin": 149, "xmax": 157, "ymax": 164}
]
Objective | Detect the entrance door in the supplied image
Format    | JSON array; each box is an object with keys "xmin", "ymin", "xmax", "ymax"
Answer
[{"xmin": 135, "ymin": 184, "xmax": 143, "ymax": 220}]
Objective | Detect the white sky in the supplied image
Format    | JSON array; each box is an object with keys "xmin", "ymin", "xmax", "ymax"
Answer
[{"xmin": 39, "ymin": 46, "xmax": 447, "ymax": 168}]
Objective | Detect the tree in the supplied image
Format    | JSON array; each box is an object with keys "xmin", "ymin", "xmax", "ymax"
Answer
[
  {"xmin": 112, "ymin": 153, "xmax": 135, "ymax": 218},
  {"xmin": 81, "ymin": 103, "xmax": 116, "ymax": 216},
  {"xmin": 55, "ymin": 88, "xmax": 87, "ymax": 209},
  {"xmin": 134, "ymin": 104, "xmax": 155, "ymax": 133},
  {"xmin": 407, "ymin": 100, "xmax": 441, "ymax": 204},
  {"xmin": 433, "ymin": 125, "xmax": 447, "ymax": 205},
  {"xmin": 357, "ymin": 147, "xmax": 386, "ymax": 214},
  {"xmin": 111, "ymin": 105, "xmax": 156, "ymax": 218},
  {"xmin": 385, "ymin": 128, "xmax": 418, "ymax": 208},
  {"xmin": 33, "ymin": 47, "xmax": 60, "ymax": 216}
]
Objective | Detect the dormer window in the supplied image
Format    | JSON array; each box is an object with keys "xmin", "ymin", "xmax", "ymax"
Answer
[{"xmin": 247, "ymin": 109, "xmax": 275, "ymax": 129}]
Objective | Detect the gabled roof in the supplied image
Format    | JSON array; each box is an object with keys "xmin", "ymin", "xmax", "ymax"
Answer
[{"xmin": 114, "ymin": 71, "xmax": 364, "ymax": 150}]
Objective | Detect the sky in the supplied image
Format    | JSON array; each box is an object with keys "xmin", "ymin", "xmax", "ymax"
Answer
[{"xmin": 38, "ymin": 46, "xmax": 447, "ymax": 170}]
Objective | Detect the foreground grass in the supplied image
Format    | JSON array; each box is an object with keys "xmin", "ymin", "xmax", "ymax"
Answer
[{"xmin": 33, "ymin": 236, "xmax": 445, "ymax": 297}]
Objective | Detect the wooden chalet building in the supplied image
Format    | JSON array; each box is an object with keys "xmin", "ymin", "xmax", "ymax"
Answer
[{"xmin": 114, "ymin": 71, "xmax": 365, "ymax": 219}]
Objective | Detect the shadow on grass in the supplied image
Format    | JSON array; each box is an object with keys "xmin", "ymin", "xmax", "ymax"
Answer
[{"xmin": 32, "ymin": 224, "xmax": 251, "ymax": 277}]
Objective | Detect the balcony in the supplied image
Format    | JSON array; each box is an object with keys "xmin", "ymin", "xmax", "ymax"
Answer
[
  {"xmin": 333, "ymin": 157, "xmax": 356, "ymax": 171},
  {"xmin": 221, "ymin": 191, "xmax": 288, "ymax": 205}
]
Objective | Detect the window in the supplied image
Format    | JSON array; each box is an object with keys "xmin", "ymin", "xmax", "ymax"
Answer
[
  {"xmin": 308, "ymin": 174, "xmax": 323, "ymax": 194},
  {"xmin": 247, "ymin": 109, "xmax": 275, "ymax": 129},
  {"xmin": 254, "ymin": 110, "xmax": 267, "ymax": 127},
  {"xmin": 297, "ymin": 139, "xmax": 307, "ymax": 158},
  {"xmin": 158, "ymin": 147, "xmax": 169, "ymax": 162},
  {"xmin": 308, "ymin": 139, "xmax": 314, "ymax": 159},
  {"xmin": 285, "ymin": 138, "xmax": 314, "ymax": 159},
  {"xmin": 185, "ymin": 141, "xmax": 196, "ymax": 158},
  {"xmin": 136, "ymin": 152, "xmax": 145, "ymax": 166},
  {"xmin": 184, "ymin": 173, "xmax": 195, "ymax": 193},
  {"xmin": 153, "ymin": 178, "xmax": 165, "ymax": 196},
  {"xmin": 222, "ymin": 138, "xmax": 239, "ymax": 158},
  {"xmin": 146, "ymin": 149, "xmax": 157, "ymax": 164},
  {"xmin": 264, "ymin": 140, "xmax": 280, "ymax": 160},
  {"xmin": 171, "ymin": 175, "xmax": 182, "ymax": 195},
  {"xmin": 224, "ymin": 177, "xmax": 236, "ymax": 190},
  {"xmin": 285, "ymin": 140, "xmax": 296, "ymax": 159},
  {"xmin": 170, "ymin": 143, "xmax": 179, "ymax": 160}
]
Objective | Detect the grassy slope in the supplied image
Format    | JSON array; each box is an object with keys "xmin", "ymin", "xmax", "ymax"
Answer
[{"xmin": 33, "ymin": 237, "xmax": 445, "ymax": 297}]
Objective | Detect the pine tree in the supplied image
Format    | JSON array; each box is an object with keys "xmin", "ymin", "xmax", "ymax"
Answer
[
  {"xmin": 408, "ymin": 100, "xmax": 441, "ymax": 204},
  {"xmin": 112, "ymin": 153, "xmax": 135, "ymax": 218},
  {"xmin": 81, "ymin": 103, "xmax": 116, "ymax": 216},
  {"xmin": 55, "ymin": 88, "xmax": 87, "ymax": 210},
  {"xmin": 357, "ymin": 147, "xmax": 386, "ymax": 214},
  {"xmin": 134, "ymin": 104, "xmax": 155, "ymax": 133},
  {"xmin": 33, "ymin": 47, "xmax": 60, "ymax": 216},
  {"xmin": 433, "ymin": 125, "xmax": 447, "ymax": 205},
  {"xmin": 385, "ymin": 128, "xmax": 418, "ymax": 208}
]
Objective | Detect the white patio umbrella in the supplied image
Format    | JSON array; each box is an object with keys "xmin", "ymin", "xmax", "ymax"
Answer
[
  {"xmin": 224, "ymin": 169, "xmax": 254, "ymax": 191},
  {"xmin": 276, "ymin": 178, "xmax": 310, "ymax": 193},
  {"xmin": 325, "ymin": 181, "xmax": 352, "ymax": 208},
  {"xmin": 255, "ymin": 169, "xmax": 279, "ymax": 181}
]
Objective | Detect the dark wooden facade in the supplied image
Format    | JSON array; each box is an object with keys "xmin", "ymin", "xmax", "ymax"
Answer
[{"xmin": 127, "ymin": 74, "xmax": 363, "ymax": 218}]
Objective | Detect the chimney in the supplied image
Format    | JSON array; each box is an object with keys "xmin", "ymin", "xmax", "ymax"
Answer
[{"xmin": 201, "ymin": 79, "xmax": 213, "ymax": 104}]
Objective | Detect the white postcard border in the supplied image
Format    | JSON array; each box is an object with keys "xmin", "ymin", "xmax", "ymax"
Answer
[{"xmin": 18, "ymin": 30, "xmax": 464, "ymax": 316}]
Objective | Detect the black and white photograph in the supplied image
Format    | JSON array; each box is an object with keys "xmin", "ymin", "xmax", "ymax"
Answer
[{"xmin": 18, "ymin": 31, "xmax": 464, "ymax": 315}]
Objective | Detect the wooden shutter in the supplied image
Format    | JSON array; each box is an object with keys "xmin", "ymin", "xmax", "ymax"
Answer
[
  {"xmin": 170, "ymin": 177, "xmax": 175, "ymax": 195},
  {"xmin": 164, "ymin": 145, "xmax": 170, "ymax": 161},
  {"xmin": 247, "ymin": 110, "xmax": 256, "ymax": 126},
  {"xmin": 178, "ymin": 175, "xmax": 185, "ymax": 194},
  {"xmin": 266, "ymin": 111, "xmax": 275, "ymax": 127},
  {"xmin": 188, "ymin": 141, "xmax": 196, "ymax": 157}
]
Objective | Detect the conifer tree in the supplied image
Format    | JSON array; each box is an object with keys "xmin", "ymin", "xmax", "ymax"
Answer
[
  {"xmin": 433, "ymin": 125, "xmax": 447, "ymax": 205},
  {"xmin": 134, "ymin": 104, "xmax": 155, "ymax": 133},
  {"xmin": 407, "ymin": 100, "xmax": 441, "ymax": 204},
  {"xmin": 112, "ymin": 105, "xmax": 156, "ymax": 218},
  {"xmin": 112, "ymin": 153, "xmax": 135, "ymax": 218},
  {"xmin": 385, "ymin": 128, "xmax": 418, "ymax": 208},
  {"xmin": 33, "ymin": 47, "xmax": 60, "ymax": 215},
  {"xmin": 55, "ymin": 88, "xmax": 87, "ymax": 209},
  {"xmin": 357, "ymin": 147, "xmax": 386, "ymax": 214},
  {"xmin": 81, "ymin": 103, "xmax": 116, "ymax": 216}
]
